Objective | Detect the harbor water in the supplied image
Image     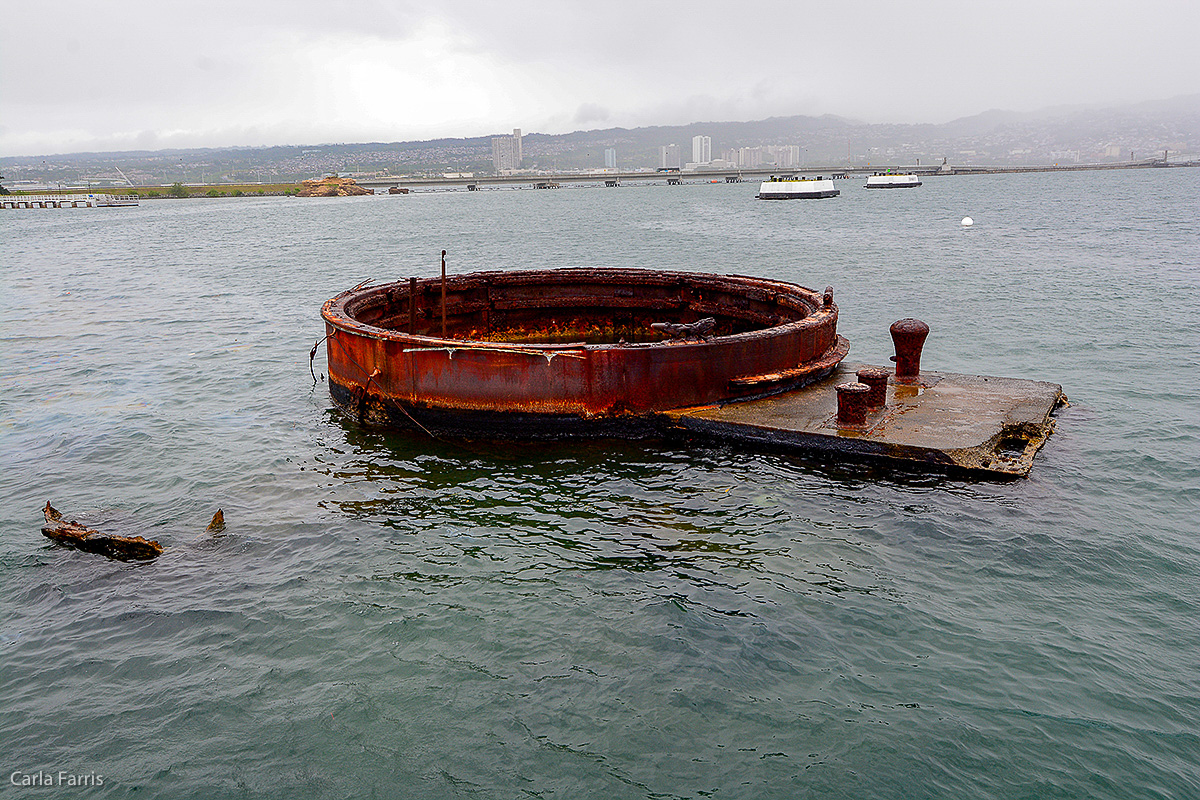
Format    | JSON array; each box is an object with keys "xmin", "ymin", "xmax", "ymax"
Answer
[{"xmin": 2, "ymin": 168, "xmax": 1198, "ymax": 798}]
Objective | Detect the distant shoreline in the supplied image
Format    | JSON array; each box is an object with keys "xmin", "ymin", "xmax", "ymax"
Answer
[
  {"xmin": 920, "ymin": 159, "xmax": 1198, "ymax": 176},
  {"xmin": 351, "ymin": 158, "xmax": 1199, "ymax": 191},
  {"xmin": 4, "ymin": 158, "xmax": 1195, "ymax": 198}
]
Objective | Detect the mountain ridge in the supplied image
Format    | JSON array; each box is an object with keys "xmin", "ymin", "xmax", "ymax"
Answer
[{"xmin": 3, "ymin": 95, "xmax": 1197, "ymax": 185}]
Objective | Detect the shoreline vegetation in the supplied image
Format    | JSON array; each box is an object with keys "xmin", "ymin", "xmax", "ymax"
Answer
[
  {"xmin": 5, "ymin": 159, "xmax": 1195, "ymax": 199},
  {"xmin": 143, "ymin": 182, "xmax": 303, "ymax": 198}
]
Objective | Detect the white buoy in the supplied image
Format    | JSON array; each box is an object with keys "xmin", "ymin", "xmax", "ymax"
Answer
[{"xmin": 961, "ymin": 216, "xmax": 974, "ymax": 227}]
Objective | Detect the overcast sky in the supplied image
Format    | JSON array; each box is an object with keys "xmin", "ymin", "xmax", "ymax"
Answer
[{"xmin": 2, "ymin": 0, "xmax": 1197, "ymax": 157}]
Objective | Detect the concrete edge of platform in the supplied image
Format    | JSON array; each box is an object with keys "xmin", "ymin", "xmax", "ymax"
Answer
[
  {"xmin": 660, "ymin": 367, "xmax": 1068, "ymax": 479},
  {"xmin": 664, "ymin": 408, "xmax": 1062, "ymax": 479}
]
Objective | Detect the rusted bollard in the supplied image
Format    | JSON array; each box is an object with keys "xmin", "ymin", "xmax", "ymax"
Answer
[
  {"xmin": 836, "ymin": 382, "xmax": 871, "ymax": 427},
  {"xmin": 856, "ymin": 367, "xmax": 890, "ymax": 408},
  {"xmin": 890, "ymin": 318, "xmax": 930, "ymax": 384}
]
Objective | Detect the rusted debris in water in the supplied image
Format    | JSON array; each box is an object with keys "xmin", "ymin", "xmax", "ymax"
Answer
[{"xmin": 41, "ymin": 502, "xmax": 163, "ymax": 561}]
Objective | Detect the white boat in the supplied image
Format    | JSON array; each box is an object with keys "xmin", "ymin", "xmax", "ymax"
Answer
[
  {"xmin": 756, "ymin": 175, "xmax": 839, "ymax": 200},
  {"xmin": 864, "ymin": 173, "xmax": 922, "ymax": 189}
]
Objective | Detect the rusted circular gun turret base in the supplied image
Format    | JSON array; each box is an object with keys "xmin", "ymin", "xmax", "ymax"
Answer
[{"xmin": 323, "ymin": 268, "xmax": 847, "ymax": 435}]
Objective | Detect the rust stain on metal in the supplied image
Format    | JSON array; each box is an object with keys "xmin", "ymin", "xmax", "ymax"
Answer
[
  {"xmin": 440, "ymin": 250, "xmax": 447, "ymax": 339},
  {"xmin": 322, "ymin": 268, "xmax": 847, "ymax": 436}
]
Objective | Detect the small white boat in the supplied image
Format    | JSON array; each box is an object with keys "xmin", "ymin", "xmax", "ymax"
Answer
[
  {"xmin": 756, "ymin": 176, "xmax": 839, "ymax": 200},
  {"xmin": 864, "ymin": 173, "xmax": 922, "ymax": 189}
]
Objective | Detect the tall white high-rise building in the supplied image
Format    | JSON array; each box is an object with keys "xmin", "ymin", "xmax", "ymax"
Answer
[
  {"xmin": 660, "ymin": 144, "xmax": 681, "ymax": 169},
  {"xmin": 491, "ymin": 128, "xmax": 523, "ymax": 173},
  {"xmin": 735, "ymin": 147, "xmax": 762, "ymax": 168},
  {"xmin": 692, "ymin": 135, "xmax": 712, "ymax": 165},
  {"xmin": 730, "ymin": 144, "xmax": 803, "ymax": 168},
  {"xmin": 491, "ymin": 137, "xmax": 515, "ymax": 172},
  {"xmin": 604, "ymin": 148, "xmax": 617, "ymax": 168}
]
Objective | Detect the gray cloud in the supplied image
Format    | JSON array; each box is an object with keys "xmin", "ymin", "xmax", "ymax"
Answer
[
  {"xmin": 1, "ymin": 0, "xmax": 1197, "ymax": 156},
  {"xmin": 574, "ymin": 103, "xmax": 611, "ymax": 125}
]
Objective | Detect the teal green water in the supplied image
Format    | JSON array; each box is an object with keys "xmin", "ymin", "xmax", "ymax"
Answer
[{"xmin": 2, "ymin": 170, "xmax": 1198, "ymax": 799}]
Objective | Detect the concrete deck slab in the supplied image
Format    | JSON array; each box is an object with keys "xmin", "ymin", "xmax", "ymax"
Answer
[{"xmin": 665, "ymin": 364, "xmax": 1066, "ymax": 477}]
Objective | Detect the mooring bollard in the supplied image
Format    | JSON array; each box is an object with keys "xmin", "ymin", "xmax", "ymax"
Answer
[
  {"xmin": 856, "ymin": 367, "xmax": 890, "ymax": 408},
  {"xmin": 836, "ymin": 382, "xmax": 871, "ymax": 427},
  {"xmin": 890, "ymin": 318, "xmax": 930, "ymax": 384}
]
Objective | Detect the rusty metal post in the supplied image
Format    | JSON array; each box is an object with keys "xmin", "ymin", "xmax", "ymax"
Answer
[
  {"xmin": 890, "ymin": 318, "xmax": 929, "ymax": 384},
  {"xmin": 409, "ymin": 277, "xmax": 417, "ymax": 334},
  {"xmin": 836, "ymin": 382, "xmax": 871, "ymax": 427},
  {"xmin": 440, "ymin": 250, "xmax": 447, "ymax": 339},
  {"xmin": 856, "ymin": 367, "xmax": 889, "ymax": 408}
]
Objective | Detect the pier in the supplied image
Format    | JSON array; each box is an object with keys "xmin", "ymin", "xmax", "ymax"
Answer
[
  {"xmin": 0, "ymin": 194, "xmax": 139, "ymax": 210},
  {"xmin": 358, "ymin": 166, "xmax": 816, "ymax": 192}
]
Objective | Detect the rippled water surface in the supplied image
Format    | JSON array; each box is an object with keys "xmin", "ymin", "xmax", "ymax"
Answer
[{"xmin": 3, "ymin": 169, "xmax": 1199, "ymax": 799}]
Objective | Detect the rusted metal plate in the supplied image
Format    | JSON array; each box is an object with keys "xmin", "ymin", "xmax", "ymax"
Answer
[{"xmin": 322, "ymin": 268, "xmax": 847, "ymax": 434}]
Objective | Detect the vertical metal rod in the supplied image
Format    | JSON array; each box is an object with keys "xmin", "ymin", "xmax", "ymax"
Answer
[
  {"xmin": 409, "ymin": 276, "xmax": 417, "ymax": 334},
  {"xmin": 440, "ymin": 250, "xmax": 447, "ymax": 339}
]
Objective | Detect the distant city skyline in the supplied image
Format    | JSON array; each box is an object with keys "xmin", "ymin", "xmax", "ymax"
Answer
[
  {"xmin": 3, "ymin": 95, "xmax": 1197, "ymax": 189},
  {"xmin": 2, "ymin": 1, "xmax": 1197, "ymax": 158}
]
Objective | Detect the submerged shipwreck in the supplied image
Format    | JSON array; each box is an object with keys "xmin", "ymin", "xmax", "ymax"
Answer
[
  {"xmin": 321, "ymin": 266, "xmax": 1065, "ymax": 477},
  {"xmin": 322, "ymin": 268, "xmax": 847, "ymax": 435}
]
